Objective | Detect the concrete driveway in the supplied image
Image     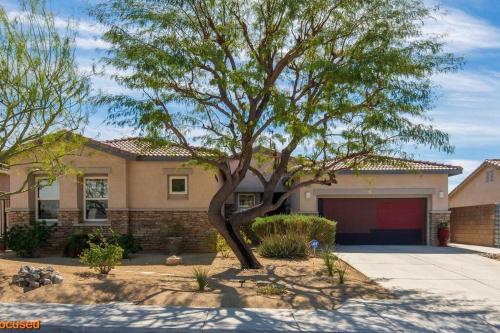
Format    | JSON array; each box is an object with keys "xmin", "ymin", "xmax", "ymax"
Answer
[{"xmin": 336, "ymin": 245, "xmax": 500, "ymax": 308}]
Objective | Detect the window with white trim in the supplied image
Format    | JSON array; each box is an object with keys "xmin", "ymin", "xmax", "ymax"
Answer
[
  {"xmin": 36, "ymin": 178, "xmax": 59, "ymax": 221},
  {"xmin": 84, "ymin": 178, "xmax": 108, "ymax": 221},
  {"xmin": 238, "ymin": 193, "xmax": 256, "ymax": 211},
  {"xmin": 169, "ymin": 176, "xmax": 188, "ymax": 194}
]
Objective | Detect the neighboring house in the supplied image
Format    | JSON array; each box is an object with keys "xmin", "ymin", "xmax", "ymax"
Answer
[
  {"xmin": 449, "ymin": 159, "xmax": 500, "ymax": 247},
  {"xmin": 0, "ymin": 166, "xmax": 9, "ymax": 243},
  {"xmin": 7, "ymin": 136, "xmax": 462, "ymax": 251}
]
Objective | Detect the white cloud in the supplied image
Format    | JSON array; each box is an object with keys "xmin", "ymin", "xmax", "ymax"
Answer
[
  {"xmin": 432, "ymin": 71, "xmax": 500, "ymax": 94},
  {"xmin": 74, "ymin": 36, "xmax": 111, "ymax": 50},
  {"xmin": 423, "ymin": 7, "xmax": 500, "ymax": 52},
  {"xmin": 52, "ymin": 16, "xmax": 106, "ymax": 35},
  {"xmin": 6, "ymin": 10, "xmax": 109, "ymax": 50}
]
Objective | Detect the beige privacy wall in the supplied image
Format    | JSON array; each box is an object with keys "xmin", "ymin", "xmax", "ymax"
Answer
[
  {"xmin": 291, "ymin": 173, "xmax": 450, "ymax": 213},
  {"xmin": 9, "ymin": 146, "xmax": 221, "ymax": 211},
  {"xmin": 450, "ymin": 167, "xmax": 500, "ymax": 208}
]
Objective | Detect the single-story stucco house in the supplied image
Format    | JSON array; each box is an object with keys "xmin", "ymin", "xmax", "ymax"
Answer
[
  {"xmin": 0, "ymin": 166, "xmax": 9, "ymax": 247},
  {"xmin": 449, "ymin": 159, "xmax": 500, "ymax": 247},
  {"xmin": 6, "ymin": 137, "xmax": 462, "ymax": 251}
]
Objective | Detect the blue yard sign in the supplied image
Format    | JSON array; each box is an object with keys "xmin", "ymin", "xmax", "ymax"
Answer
[{"xmin": 310, "ymin": 239, "xmax": 319, "ymax": 256}]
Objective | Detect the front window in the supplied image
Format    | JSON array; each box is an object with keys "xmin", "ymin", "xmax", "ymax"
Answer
[
  {"xmin": 238, "ymin": 193, "xmax": 256, "ymax": 211},
  {"xmin": 84, "ymin": 178, "xmax": 108, "ymax": 221},
  {"xmin": 36, "ymin": 178, "xmax": 59, "ymax": 221},
  {"xmin": 169, "ymin": 176, "xmax": 188, "ymax": 194}
]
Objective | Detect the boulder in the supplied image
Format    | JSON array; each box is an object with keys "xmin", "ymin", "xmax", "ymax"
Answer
[
  {"xmin": 52, "ymin": 275, "xmax": 63, "ymax": 284},
  {"xmin": 41, "ymin": 279, "xmax": 52, "ymax": 285},
  {"xmin": 29, "ymin": 281, "xmax": 40, "ymax": 288},
  {"xmin": 165, "ymin": 255, "xmax": 183, "ymax": 266}
]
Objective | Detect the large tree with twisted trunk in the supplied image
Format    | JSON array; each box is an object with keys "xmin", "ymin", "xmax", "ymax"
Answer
[{"xmin": 94, "ymin": 0, "xmax": 459, "ymax": 268}]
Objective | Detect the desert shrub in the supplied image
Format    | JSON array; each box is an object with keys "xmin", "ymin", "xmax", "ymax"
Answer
[
  {"xmin": 111, "ymin": 233, "xmax": 142, "ymax": 259},
  {"xmin": 257, "ymin": 232, "xmax": 308, "ymax": 259},
  {"xmin": 79, "ymin": 228, "xmax": 124, "ymax": 274},
  {"xmin": 5, "ymin": 221, "xmax": 55, "ymax": 257},
  {"xmin": 252, "ymin": 214, "xmax": 336, "ymax": 246},
  {"xmin": 336, "ymin": 261, "xmax": 348, "ymax": 284},
  {"xmin": 66, "ymin": 229, "xmax": 141, "ymax": 259},
  {"xmin": 63, "ymin": 234, "xmax": 90, "ymax": 258},
  {"xmin": 322, "ymin": 252, "xmax": 338, "ymax": 277},
  {"xmin": 215, "ymin": 233, "xmax": 232, "ymax": 258},
  {"xmin": 215, "ymin": 231, "xmax": 252, "ymax": 258},
  {"xmin": 193, "ymin": 267, "xmax": 209, "ymax": 291}
]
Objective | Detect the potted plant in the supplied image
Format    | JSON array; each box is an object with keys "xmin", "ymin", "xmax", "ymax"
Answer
[{"xmin": 437, "ymin": 221, "xmax": 450, "ymax": 247}]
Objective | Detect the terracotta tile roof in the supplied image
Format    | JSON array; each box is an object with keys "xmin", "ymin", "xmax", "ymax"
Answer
[
  {"xmin": 329, "ymin": 157, "xmax": 462, "ymax": 175},
  {"xmin": 92, "ymin": 137, "xmax": 462, "ymax": 175},
  {"xmin": 485, "ymin": 159, "xmax": 500, "ymax": 168},
  {"xmin": 101, "ymin": 138, "xmax": 195, "ymax": 157}
]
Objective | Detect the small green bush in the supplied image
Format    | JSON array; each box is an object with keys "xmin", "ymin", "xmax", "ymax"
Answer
[
  {"xmin": 5, "ymin": 221, "xmax": 55, "ymax": 257},
  {"xmin": 215, "ymin": 232, "xmax": 252, "ymax": 258},
  {"xmin": 322, "ymin": 252, "xmax": 338, "ymax": 277},
  {"xmin": 252, "ymin": 214, "xmax": 336, "ymax": 247},
  {"xmin": 111, "ymin": 233, "xmax": 142, "ymax": 259},
  {"xmin": 257, "ymin": 233, "xmax": 308, "ymax": 259},
  {"xmin": 65, "ymin": 229, "xmax": 141, "ymax": 259},
  {"xmin": 63, "ymin": 234, "xmax": 90, "ymax": 258},
  {"xmin": 336, "ymin": 261, "xmax": 348, "ymax": 284},
  {"xmin": 193, "ymin": 267, "xmax": 209, "ymax": 291},
  {"xmin": 215, "ymin": 233, "xmax": 232, "ymax": 258},
  {"xmin": 79, "ymin": 228, "xmax": 124, "ymax": 274}
]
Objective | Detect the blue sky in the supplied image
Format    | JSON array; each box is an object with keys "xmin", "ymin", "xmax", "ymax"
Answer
[{"xmin": 3, "ymin": 0, "xmax": 500, "ymax": 190}]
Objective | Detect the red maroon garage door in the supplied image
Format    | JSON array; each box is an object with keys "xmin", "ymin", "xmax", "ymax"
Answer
[{"xmin": 318, "ymin": 198, "xmax": 426, "ymax": 245}]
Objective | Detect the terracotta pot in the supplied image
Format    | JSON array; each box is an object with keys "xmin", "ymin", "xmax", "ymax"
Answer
[{"xmin": 437, "ymin": 227, "xmax": 450, "ymax": 247}]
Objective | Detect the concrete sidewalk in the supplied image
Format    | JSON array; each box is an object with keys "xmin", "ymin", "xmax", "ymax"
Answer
[{"xmin": 0, "ymin": 299, "xmax": 498, "ymax": 332}]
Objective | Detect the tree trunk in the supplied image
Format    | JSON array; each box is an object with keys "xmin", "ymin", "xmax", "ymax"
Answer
[{"xmin": 207, "ymin": 210, "xmax": 262, "ymax": 269}]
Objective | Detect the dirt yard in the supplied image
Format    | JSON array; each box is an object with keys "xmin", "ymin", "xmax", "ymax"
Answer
[{"xmin": 0, "ymin": 251, "xmax": 393, "ymax": 309}]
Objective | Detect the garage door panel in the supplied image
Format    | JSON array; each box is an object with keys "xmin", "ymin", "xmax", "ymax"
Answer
[
  {"xmin": 320, "ymin": 198, "xmax": 377, "ymax": 233},
  {"xmin": 319, "ymin": 198, "xmax": 426, "ymax": 245},
  {"xmin": 376, "ymin": 199, "xmax": 426, "ymax": 229}
]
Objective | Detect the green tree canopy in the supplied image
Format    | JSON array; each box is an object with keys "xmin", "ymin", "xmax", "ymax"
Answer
[
  {"xmin": 0, "ymin": 0, "xmax": 90, "ymax": 196},
  {"xmin": 95, "ymin": 0, "xmax": 460, "ymax": 268}
]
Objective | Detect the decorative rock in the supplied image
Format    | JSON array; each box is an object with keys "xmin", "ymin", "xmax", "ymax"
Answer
[
  {"xmin": 29, "ymin": 281, "xmax": 40, "ymax": 288},
  {"xmin": 12, "ymin": 266, "xmax": 62, "ymax": 289},
  {"xmin": 165, "ymin": 255, "xmax": 183, "ymax": 266},
  {"xmin": 52, "ymin": 275, "xmax": 63, "ymax": 284}
]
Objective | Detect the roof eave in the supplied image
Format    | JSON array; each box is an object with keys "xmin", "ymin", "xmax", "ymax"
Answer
[{"xmin": 337, "ymin": 169, "xmax": 462, "ymax": 176}]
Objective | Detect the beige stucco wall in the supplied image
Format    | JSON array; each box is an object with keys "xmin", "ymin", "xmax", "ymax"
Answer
[
  {"xmin": 9, "ymin": 146, "xmax": 128, "ymax": 210},
  {"xmin": 449, "ymin": 167, "xmax": 500, "ymax": 208},
  {"xmin": 8, "ymin": 146, "xmax": 222, "ymax": 214},
  {"xmin": 291, "ymin": 173, "xmax": 450, "ymax": 213},
  {"xmin": 127, "ymin": 160, "xmax": 220, "ymax": 210},
  {"xmin": 0, "ymin": 173, "xmax": 9, "ymax": 193}
]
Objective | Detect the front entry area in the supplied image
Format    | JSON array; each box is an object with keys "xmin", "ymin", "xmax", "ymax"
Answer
[{"xmin": 318, "ymin": 197, "xmax": 426, "ymax": 245}]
